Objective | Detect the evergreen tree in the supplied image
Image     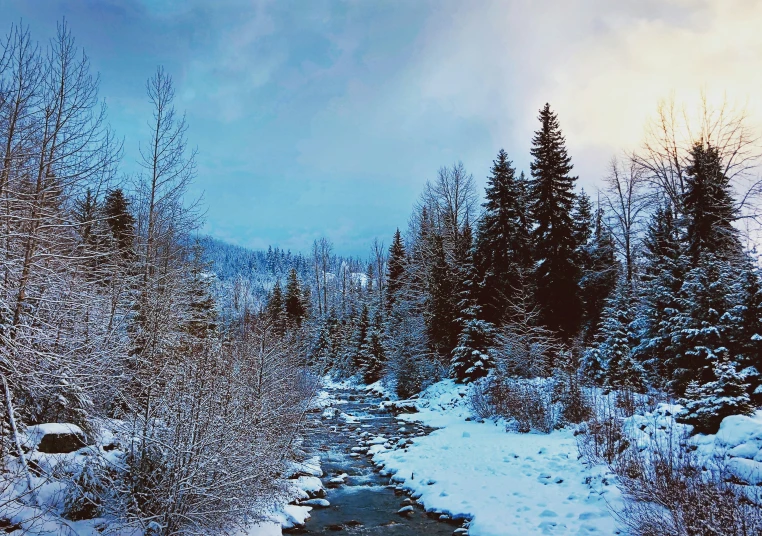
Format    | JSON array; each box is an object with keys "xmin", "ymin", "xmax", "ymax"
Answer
[
  {"xmin": 665, "ymin": 254, "xmax": 734, "ymax": 395},
  {"xmin": 579, "ymin": 207, "xmax": 619, "ymax": 339},
  {"xmin": 683, "ymin": 142, "xmax": 739, "ymax": 260},
  {"xmin": 725, "ymin": 262, "xmax": 762, "ymax": 402},
  {"xmin": 284, "ymin": 267, "xmax": 306, "ymax": 327},
  {"xmin": 426, "ymin": 234, "xmax": 459, "ymax": 358},
  {"xmin": 103, "ymin": 188, "xmax": 136, "ymax": 256},
  {"xmin": 353, "ymin": 304, "xmax": 371, "ymax": 371},
  {"xmin": 633, "ymin": 203, "xmax": 684, "ymax": 384},
  {"xmin": 585, "ymin": 284, "xmax": 642, "ymax": 390},
  {"xmin": 386, "ymin": 229, "xmax": 406, "ymax": 314},
  {"xmin": 74, "ymin": 188, "xmax": 101, "ymax": 248},
  {"xmin": 361, "ymin": 312, "xmax": 386, "ymax": 383},
  {"xmin": 678, "ymin": 356, "xmax": 754, "ymax": 434},
  {"xmin": 572, "ymin": 189, "xmax": 594, "ymax": 250},
  {"xmin": 529, "ymin": 103, "xmax": 581, "ymax": 337},
  {"xmin": 182, "ymin": 245, "xmax": 218, "ymax": 339},
  {"xmin": 265, "ymin": 280, "xmax": 286, "ymax": 334},
  {"xmin": 450, "ymin": 313, "xmax": 494, "ymax": 383},
  {"xmin": 473, "ymin": 150, "xmax": 532, "ymax": 324}
]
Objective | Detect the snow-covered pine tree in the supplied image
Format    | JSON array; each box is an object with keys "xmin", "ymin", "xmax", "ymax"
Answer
[
  {"xmin": 572, "ymin": 189, "xmax": 594, "ymax": 251},
  {"xmin": 265, "ymin": 279, "xmax": 286, "ymax": 334},
  {"xmin": 586, "ymin": 283, "xmax": 643, "ymax": 390},
  {"xmin": 361, "ymin": 312, "xmax": 386, "ymax": 383},
  {"xmin": 386, "ymin": 229, "xmax": 406, "ymax": 314},
  {"xmin": 353, "ymin": 304, "xmax": 371, "ymax": 372},
  {"xmin": 103, "ymin": 187, "xmax": 136, "ymax": 257},
  {"xmin": 181, "ymin": 244, "xmax": 218, "ymax": 339},
  {"xmin": 678, "ymin": 355, "xmax": 754, "ymax": 434},
  {"xmin": 529, "ymin": 103, "xmax": 581, "ymax": 338},
  {"xmin": 683, "ymin": 141, "xmax": 739, "ymax": 261},
  {"xmin": 665, "ymin": 253, "xmax": 735, "ymax": 395},
  {"xmin": 426, "ymin": 233, "xmax": 459, "ymax": 359},
  {"xmin": 284, "ymin": 267, "xmax": 306, "ymax": 327},
  {"xmin": 473, "ymin": 149, "xmax": 531, "ymax": 325},
  {"xmin": 579, "ymin": 205, "xmax": 620, "ymax": 341},
  {"xmin": 450, "ymin": 314, "xmax": 495, "ymax": 383},
  {"xmin": 632, "ymin": 203, "xmax": 684, "ymax": 385}
]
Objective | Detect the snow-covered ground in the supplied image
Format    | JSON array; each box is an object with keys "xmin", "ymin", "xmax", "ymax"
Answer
[{"xmin": 372, "ymin": 380, "xmax": 622, "ymax": 535}]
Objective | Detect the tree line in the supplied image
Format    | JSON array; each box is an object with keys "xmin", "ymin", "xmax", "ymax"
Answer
[{"xmin": 281, "ymin": 100, "xmax": 762, "ymax": 434}]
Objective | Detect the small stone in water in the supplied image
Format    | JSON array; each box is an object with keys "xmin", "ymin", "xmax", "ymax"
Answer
[
  {"xmin": 397, "ymin": 505, "xmax": 414, "ymax": 515},
  {"xmin": 301, "ymin": 498, "xmax": 330, "ymax": 507}
]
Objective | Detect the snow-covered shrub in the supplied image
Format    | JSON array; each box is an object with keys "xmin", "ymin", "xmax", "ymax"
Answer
[
  {"xmin": 63, "ymin": 456, "xmax": 109, "ymax": 521},
  {"xmin": 613, "ymin": 426, "xmax": 762, "ymax": 536},
  {"xmin": 467, "ymin": 378, "xmax": 496, "ymax": 420},
  {"xmin": 554, "ymin": 347, "xmax": 593, "ymax": 425},
  {"xmin": 577, "ymin": 392, "xmax": 627, "ymax": 465},
  {"xmin": 488, "ymin": 377, "xmax": 557, "ymax": 433}
]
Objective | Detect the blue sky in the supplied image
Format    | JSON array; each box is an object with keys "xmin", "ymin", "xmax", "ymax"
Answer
[{"xmin": 2, "ymin": 0, "xmax": 761, "ymax": 256}]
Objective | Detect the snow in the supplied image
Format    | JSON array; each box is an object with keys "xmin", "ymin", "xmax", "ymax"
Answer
[
  {"xmin": 371, "ymin": 380, "xmax": 620, "ymax": 535},
  {"xmin": 624, "ymin": 405, "xmax": 762, "ymax": 487}
]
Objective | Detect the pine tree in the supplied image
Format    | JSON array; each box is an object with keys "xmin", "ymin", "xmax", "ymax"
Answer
[
  {"xmin": 725, "ymin": 262, "xmax": 762, "ymax": 402},
  {"xmin": 74, "ymin": 188, "xmax": 101, "ymax": 248},
  {"xmin": 579, "ymin": 207, "xmax": 619, "ymax": 340},
  {"xmin": 265, "ymin": 279, "xmax": 286, "ymax": 334},
  {"xmin": 529, "ymin": 103, "xmax": 581, "ymax": 338},
  {"xmin": 284, "ymin": 268, "xmax": 306, "ymax": 327},
  {"xmin": 683, "ymin": 142, "xmax": 739, "ymax": 260},
  {"xmin": 678, "ymin": 356, "xmax": 753, "ymax": 434},
  {"xmin": 453, "ymin": 219, "xmax": 477, "ymax": 319},
  {"xmin": 666, "ymin": 254, "xmax": 734, "ymax": 395},
  {"xmin": 361, "ymin": 312, "xmax": 386, "ymax": 383},
  {"xmin": 182, "ymin": 245, "xmax": 218, "ymax": 339},
  {"xmin": 450, "ymin": 313, "xmax": 494, "ymax": 383},
  {"xmin": 103, "ymin": 188, "xmax": 135, "ymax": 256},
  {"xmin": 473, "ymin": 150, "xmax": 532, "ymax": 324},
  {"xmin": 386, "ymin": 229, "xmax": 406, "ymax": 314},
  {"xmin": 353, "ymin": 304, "xmax": 371, "ymax": 371},
  {"xmin": 587, "ymin": 284, "xmax": 642, "ymax": 390},
  {"xmin": 633, "ymin": 203, "xmax": 684, "ymax": 384},
  {"xmin": 426, "ymin": 234, "xmax": 459, "ymax": 358},
  {"xmin": 572, "ymin": 189, "xmax": 594, "ymax": 249}
]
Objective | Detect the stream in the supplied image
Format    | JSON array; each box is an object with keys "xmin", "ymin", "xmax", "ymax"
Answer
[{"xmin": 293, "ymin": 388, "xmax": 465, "ymax": 535}]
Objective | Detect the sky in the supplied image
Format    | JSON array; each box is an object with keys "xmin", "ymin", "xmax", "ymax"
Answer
[{"xmin": 2, "ymin": 0, "xmax": 762, "ymax": 256}]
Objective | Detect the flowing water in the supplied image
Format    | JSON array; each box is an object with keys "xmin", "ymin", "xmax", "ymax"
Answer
[{"xmin": 292, "ymin": 389, "xmax": 463, "ymax": 535}]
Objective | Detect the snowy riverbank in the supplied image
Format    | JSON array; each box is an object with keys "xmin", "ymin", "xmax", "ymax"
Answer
[{"xmin": 372, "ymin": 380, "xmax": 622, "ymax": 535}]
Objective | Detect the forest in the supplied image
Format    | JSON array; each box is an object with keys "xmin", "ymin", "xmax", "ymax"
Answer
[{"xmin": 2, "ymin": 18, "xmax": 762, "ymax": 536}]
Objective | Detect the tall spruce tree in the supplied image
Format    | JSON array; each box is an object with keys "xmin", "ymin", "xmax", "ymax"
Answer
[
  {"xmin": 665, "ymin": 253, "xmax": 735, "ymax": 395},
  {"xmin": 103, "ymin": 188, "xmax": 136, "ymax": 256},
  {"xmin": 427, "ymin": 234, "xmax": 459, "ymax": 358},
  {"xmin": 265, "ymin": 280, "xmax": 286, "ymax": 334},
  {"xmin": 353, "ymin": 304, "xmax": 371, "ymax": 371},
  {"xmin": 473, "ymin": 149, "xmax": 532, "ymax": 324},
  {"xmin": 386, "ymin": 229, "xmax": 406, "ymax": 314},
  {"xmin": 579, "ymin": 207, "xmax": 620, "ymax": 340},
  {"xmin": 572, "ymin": 189, "xmax": 594, "ymax": 249},
  {"xmin": 182, "ymin": 245, "xmax": 218, "ymax": 339},
  {"xmin": 285, "ymin": 267, "xmax": 306, "ymax": 327},
  {"xmin": 529, "ymin": 103, "xmax": 581, "ymax": 337},
  {"xmin": 361, "ymin": 312, "xmax": 386, "ymax": 383},
  {"xmin": 724, "ymin": 262, "xmax": 762, "ymax": 402},
  {"xmin": 633, "ymin": 203, "xmax": 684, "ymax": 384},
  {"xmin": 683, "ymin": 142, "xmax": 739, "ymax": 260}
]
